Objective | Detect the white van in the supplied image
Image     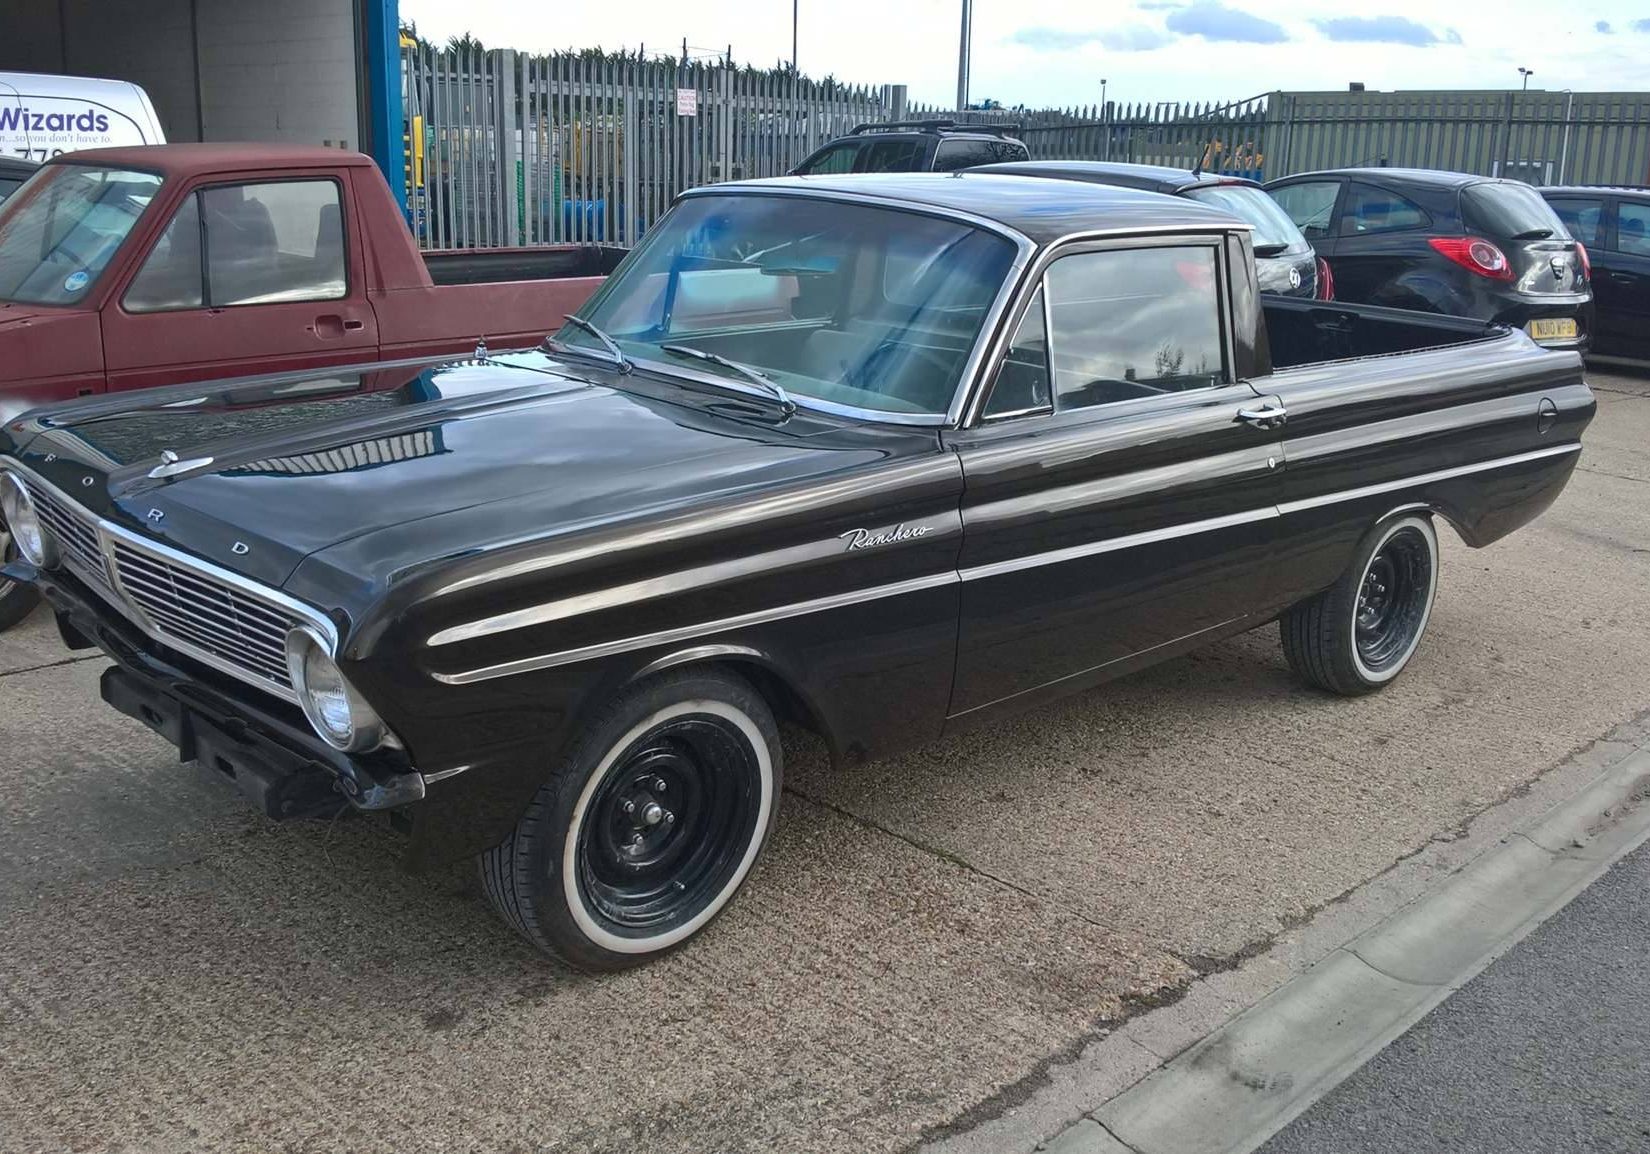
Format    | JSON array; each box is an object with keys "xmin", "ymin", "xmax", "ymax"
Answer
[{"xmin": 0, "ymin": 71, "xmax": 166, "ymax": 162}]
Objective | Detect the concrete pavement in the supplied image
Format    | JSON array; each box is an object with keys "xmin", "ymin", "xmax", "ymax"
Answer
[{"xmin": 1, "ymin": 371, "xmax": 1648, "ymax": 1153}]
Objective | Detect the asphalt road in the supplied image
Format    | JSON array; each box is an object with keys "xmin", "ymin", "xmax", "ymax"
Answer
[
  {"xmin": 1, "ymin": 371, "xmax": 1648, "ymax": 1154},
  {"xmin": 1260, "ymin": 837, "xmax": 1650, "ymax": 1154}
]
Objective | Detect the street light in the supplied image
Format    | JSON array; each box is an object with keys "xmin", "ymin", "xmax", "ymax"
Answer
[{"xmin": 1518, "ymin": 67, "xmax": 1534, "ymax": 91}]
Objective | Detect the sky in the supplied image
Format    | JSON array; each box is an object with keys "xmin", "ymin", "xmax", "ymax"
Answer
[{"xmin": 399, "ymin": 1, "xmax": 1650, "ymax": 109}]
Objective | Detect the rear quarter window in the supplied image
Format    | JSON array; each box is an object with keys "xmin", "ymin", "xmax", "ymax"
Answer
[
  {"xmin": 1341, "ymin": 182, "xmax": 1430, "ymax": 236},
  {"xmin": 1463, "ymin": 183, "xmax": 1570, "ymax": 240}
]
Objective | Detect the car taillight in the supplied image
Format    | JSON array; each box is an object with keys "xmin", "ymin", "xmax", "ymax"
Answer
[
  {"xmin": 1315, "ymin": 256, "xmax": 1335, "ymax": 301},
  {"xmin": 1576, "ymin": 242, "xmax": 1591, "ymax": 281},
  {"xmin": 1428, "ymin": 236, "xmax": 1514, "ymax": 281}
]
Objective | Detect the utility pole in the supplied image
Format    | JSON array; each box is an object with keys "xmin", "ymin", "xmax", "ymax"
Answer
[{"xmin": 956, "ymin": 0, "xmax": 972, "ymax": 111}]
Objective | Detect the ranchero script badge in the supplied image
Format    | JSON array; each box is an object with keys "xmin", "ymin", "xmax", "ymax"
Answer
[{"xmin": 840, "ymin": 523, "xmax": 936, "ymax": 551}]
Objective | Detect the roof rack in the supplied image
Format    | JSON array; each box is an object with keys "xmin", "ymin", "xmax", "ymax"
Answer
[{"xmin": 848, "ymin": 119, "xmax": 1023, "ymax": 138}]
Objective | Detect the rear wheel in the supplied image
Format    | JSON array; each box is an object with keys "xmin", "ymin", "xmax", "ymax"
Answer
[
  {"xmin": 0, "ymin": 516, "xmax": 41, "ymax": 631},
  {"xmin": 480, "ymin": 668, "xmax": 781, "ymax": 970},
  {"xmin": 1281, "ymin": 513, "xmax": 1439, "ymax": 695}
]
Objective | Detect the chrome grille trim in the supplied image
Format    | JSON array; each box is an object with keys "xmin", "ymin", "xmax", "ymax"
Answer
[{"xmin": 0, "ymin": 461, "xmax": 337, "ymax": 704}]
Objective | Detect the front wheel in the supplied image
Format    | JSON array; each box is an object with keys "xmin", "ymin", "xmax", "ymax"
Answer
[
  {"xmin": 0, "ymin": 516, "xmax": 42, "ymax": 632},
  {"xmin": 480, "ymin": 668, "xmax": 781, "ymax": 970},
  {"xmin": 1281, "ymin": 513, "xmax": 1440, "ymax": 695}
]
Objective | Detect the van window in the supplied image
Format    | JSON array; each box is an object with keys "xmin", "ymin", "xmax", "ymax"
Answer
[
  {"xmin": 202, "ymin": 180, "xmax": 346, "ymax": 306},
  {"xmin": 0, "ymin": 164, "xmax": 161, "ymax": 306},
  {"xmin": 1045, "ymin": 246, "xmax": 1226, "ymax": 411}
]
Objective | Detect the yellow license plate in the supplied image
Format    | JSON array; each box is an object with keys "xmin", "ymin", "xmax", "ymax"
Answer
[{"xmin": 1527, "ymin": 318, "xmax": 1578, "ymax": 342}]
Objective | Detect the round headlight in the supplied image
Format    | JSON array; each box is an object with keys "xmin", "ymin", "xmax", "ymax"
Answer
[
  {"xmin": 284, "ymin": 626, "xmax": 385, "ymax": 752},
  {"xmin": 0, "ymin": 473, "xmax": 56, "ymax": 569}
]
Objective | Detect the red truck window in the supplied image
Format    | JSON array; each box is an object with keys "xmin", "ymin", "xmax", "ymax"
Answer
[{"xmin": 123, "ymin": 178, "xmax": 348, "ymax": 313}]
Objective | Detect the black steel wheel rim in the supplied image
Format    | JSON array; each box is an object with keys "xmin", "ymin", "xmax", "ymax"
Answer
[
  {"xmin": 1355, "ymin": 527, "xmax": 1432, "ymax": 672},
  {"xmin": 575, "ymin": 714, "xmax": 762, "ymax": 938}
]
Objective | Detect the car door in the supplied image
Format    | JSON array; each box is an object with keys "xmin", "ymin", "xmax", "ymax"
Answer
[
  {"xmin": 945, "ymin": 235, "xmax": 1284, "ymax": 720},
  {"xmin": 1601, "ymin": 197, "xmax": 1650, "ymax": 361},
  {"xmin": 102, "ymin": 175, "xmax": 379, "ymax": 392},
  {"xmin": 1330, "ymin": 180, "xmax": 1434, "ymax": 306}
]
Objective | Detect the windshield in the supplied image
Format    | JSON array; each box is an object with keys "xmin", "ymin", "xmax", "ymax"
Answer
[
  {"xmin": 1463, "ymin": 183, "xmax": 1572, "ymax": 241},
  {"xmin": 1186, "ymin": 184, "xmax": 1309, "ymax": 252},
  {"xmin": 559, "ymin": 193, "xmax": 1017, "ymax": 418},
  {"xmin": 0, "ymin": 165, "xmax": 162, "ymax": 306}
]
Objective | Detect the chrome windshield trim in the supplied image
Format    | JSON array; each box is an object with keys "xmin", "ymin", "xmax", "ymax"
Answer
[{"xmin": 0, "ymin": 459, "xmax": 338, "ymax": 704}]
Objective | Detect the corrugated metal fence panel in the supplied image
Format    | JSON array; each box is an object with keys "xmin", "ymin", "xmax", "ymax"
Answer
[{"xmin": 398, "ymin": 53, "xmax": 1650, "ymax": 250}]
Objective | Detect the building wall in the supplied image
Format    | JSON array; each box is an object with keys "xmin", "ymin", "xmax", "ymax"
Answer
[
  {"xmin": 196, "ymin": 0, "xmax": 359, "ymax": 148},
  {"xmin": 0, "ymin": 0, "xmax": 364, "ymax": 148}
]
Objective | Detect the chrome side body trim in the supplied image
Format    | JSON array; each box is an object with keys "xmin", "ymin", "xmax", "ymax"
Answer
[
  {"xmin": 430, "ymin": 571, "xmax": 960, "ymax": 685},
  {"xmin": 1275, "ymin": 443, "xmax": 1582, "ymax": 515},
  {"xmin": 0, "ymin": 461, "xmax": 337, "ymax": 705},
  {"xmin": 430, "ymin": 444, "xmax": 1582, "ymax": 687}
]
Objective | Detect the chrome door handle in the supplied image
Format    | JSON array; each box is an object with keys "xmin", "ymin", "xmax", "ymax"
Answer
[{"xmin": 1236, "ymin": 403, "xmax": 1288, "ymax": 428}]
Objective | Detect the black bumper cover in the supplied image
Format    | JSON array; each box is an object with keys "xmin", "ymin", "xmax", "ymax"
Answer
[{"xmin": 12, "ymin": 560, "xmax": 425, "ymax": 817}]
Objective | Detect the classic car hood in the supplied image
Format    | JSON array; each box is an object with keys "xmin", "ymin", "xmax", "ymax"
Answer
[{"xmin": 9, "ymin": 353, "xmax": 933, "ymax": 590}]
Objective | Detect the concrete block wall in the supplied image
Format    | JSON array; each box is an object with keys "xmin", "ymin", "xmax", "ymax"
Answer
[
  {"xmin": 196, "ymin": 0, "xmax": 358, "ymax": 148},
  {"xmin": 0, "ymin": 0, "xmax": 362, "ymax": 149}
]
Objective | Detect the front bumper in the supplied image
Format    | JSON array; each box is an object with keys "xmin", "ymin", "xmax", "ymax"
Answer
[{"xmin": 12, "ymin": 559, "xmax": 426, "ymax": 816}]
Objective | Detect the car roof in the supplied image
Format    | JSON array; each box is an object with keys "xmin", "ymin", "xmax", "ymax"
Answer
[
  {"xmin": 693, "ymin": 173, "xmax": 1248, "ymax": 245},
  {"xmin": 1273, "ymin": 167, "xmax": 1489, "ymax": 190},
  {"xmin": 968, "ymin": 159, "xmax": 1252, "ymax": 194},
  {"xmin": 1541, "ymin": 184, "xmax": 1650, "ymax": 197},
  {"xmin": 43, "ymin": 142, "xmax": 376, "ymax": 177}
]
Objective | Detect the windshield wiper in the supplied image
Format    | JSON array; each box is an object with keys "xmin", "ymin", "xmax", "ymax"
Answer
[
  {"xmin": 658, "ymin": 345, "xmax": 796, "ymax": 415},
  {"xmin": 546, "ymin": 314, "xmax": 633, "ymax": 373}
]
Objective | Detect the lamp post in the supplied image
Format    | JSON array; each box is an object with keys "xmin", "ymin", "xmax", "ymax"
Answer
[
  {"xmin": 956, "ymin": 0, "xmax": 972, "ymax": 111},
  {"xmin": 792, "ymin": 0, "xmax": 798, "ymax": 72},
  {"xmin": 1518, "ymin": 66, "xmax": 1533, "ymax": 91}
]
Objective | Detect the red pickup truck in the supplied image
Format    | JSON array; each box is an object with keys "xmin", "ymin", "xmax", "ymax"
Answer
[{"xmin": 0, "ymin": 143, "xmax": 621, "ymax": 412}]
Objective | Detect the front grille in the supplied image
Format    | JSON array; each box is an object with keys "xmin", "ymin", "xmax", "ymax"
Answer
[
  {"xmin": 110, "ymin": 542, "xmax": 301, "ymax": 694},
  {"xmin": 30, "ymin": 485, "xmax": 115, "ymax": 596}
]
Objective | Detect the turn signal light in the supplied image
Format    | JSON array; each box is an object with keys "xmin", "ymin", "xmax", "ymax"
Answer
[{"xmin": 1428, "ymin": 236, "xmax": 1514, "ymax": 281}]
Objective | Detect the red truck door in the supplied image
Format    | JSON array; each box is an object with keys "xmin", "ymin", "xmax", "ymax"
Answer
[{"xmin": 102, "ymin": 174, "xmax": 379, "ymax": 391}]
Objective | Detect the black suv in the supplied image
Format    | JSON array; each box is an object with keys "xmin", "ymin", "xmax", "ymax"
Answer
[
  {"xmin": 971, "ymin": 160, "xmax": 1326, "ymax": 299},
  {"xmin": 791, "ymin": 120, "xmax": 1028, "ymax": 176},
  {"xmin": 1266, "ymin": 168, "xmax": 1592, "ymax": 350},
  {"xmin": 1541, "ymin": 186, "xmax": 1650, "ymax": 364}
]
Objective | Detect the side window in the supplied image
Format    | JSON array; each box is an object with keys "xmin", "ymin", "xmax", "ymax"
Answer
[
  {"xmin": 1617, "ymin": 202, "xmax": 1650, "ymax": 257},
  {"xmin": 123, "ymin": 193, "xmax": 203, "ymax": 312},
  {"xmin": 932, "ymin": 138, "xmax": 998, "ymax": 172},
  {"xmin": 1045, "ymin": 246, "xmax": 1226, "ymax": 411},
  {"xmin": 982, "ymin": 287, "xmax": 1051, "ymax": 418},
  {"xmin": 201, "ymin": 180, "xmax": 346, "ymax": 306},
  {"xmin": 858, "ymin": 138, "xmax": 927, "ymax": 172},
  {"xmin": 1340, "ymin": 182, "xmax": 1429, "ymax": 236},
  {"xmin": 1545, "ymin": 198, "xmax": 1604, "ymax": 248},
  {"xmin": 1270, "ymin": 181, "xmax": 1340, "ymax": 240},
  {"xmin": 795, "ymin": 142, "xmax": 858, "ymax": 176}
]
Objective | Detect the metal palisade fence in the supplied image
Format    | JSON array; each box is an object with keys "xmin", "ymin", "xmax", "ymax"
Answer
[
  {"xmin": 398, "ymin": 44, "xmax": 1650, "ymax": 251},
  {"xmin": 402, "ymin": 43, "xmax": 901, "ymax": 249}
]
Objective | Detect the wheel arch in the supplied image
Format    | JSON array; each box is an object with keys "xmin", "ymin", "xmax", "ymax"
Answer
[{"xmin": 629, "ymin": 643, "xmax": 842, "ymax": 762}]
